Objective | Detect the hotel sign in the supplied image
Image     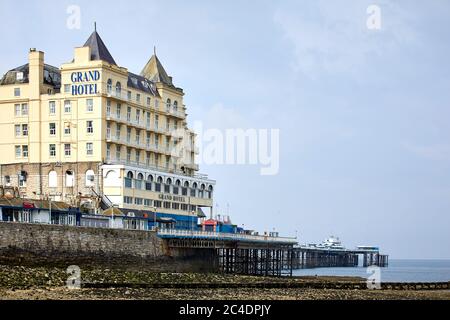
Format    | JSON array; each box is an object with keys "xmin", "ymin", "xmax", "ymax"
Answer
[
  {"xmin": 158, "ymin": 194, "xmax": 186, "ymax": 203},
  {"xmin": 71, "ymin": 71, "xmax": 100, "ymax": 95}
]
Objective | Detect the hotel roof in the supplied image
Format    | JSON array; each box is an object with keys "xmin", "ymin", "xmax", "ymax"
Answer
[
  {"xmin": 0, "ymin": 63, "xmax": 61, "ymax": 87},
  {"xmin": 83, "ymin": 30, "xmax": 117, "ymax": 66}
]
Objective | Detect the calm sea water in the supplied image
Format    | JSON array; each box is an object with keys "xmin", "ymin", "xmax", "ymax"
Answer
[{"xmin": 292, "ymin": 259, "xmax": 450, "ymax": 282}]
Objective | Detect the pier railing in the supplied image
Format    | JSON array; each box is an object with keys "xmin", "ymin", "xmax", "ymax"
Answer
[{"xmin": 156, "ymin": 228, "xmax": 298, "ymax": 244}]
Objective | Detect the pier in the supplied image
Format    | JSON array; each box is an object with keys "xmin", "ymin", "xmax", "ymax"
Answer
[
  {"xmin": 157, "ymin": 230, "xmax": 389, "ymax": 276},
  {"xmin": 291, "ymin": 246, "xmax": 389, "ymax": 269}
]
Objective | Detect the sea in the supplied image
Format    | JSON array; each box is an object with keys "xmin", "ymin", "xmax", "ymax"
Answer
[{"xmin": 292, "ymin": 259, "xmax": 450, "ymax": 283}]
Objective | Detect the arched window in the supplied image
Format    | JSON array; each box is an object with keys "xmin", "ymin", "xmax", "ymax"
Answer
[
  {"xmin": 136, "ymin": 173, "xmax": 144, "ymax": 189},
  {"xmin": 125, "ymin": 171, "xmax": 133, "ymax": 188},
  {"xmin": 107, "ymin": 79, "xmax": 112, "ymax": 94},
  {"xmin": 164, "ymin": 178, "xmax": 172, "ymax": 193},
  {"xmin": 48, "ymin": 171, "xmax": 57, "ymax": 188},
  {"xmin": 145, "ymin": 174, "xmax": 153, "ymax": 191},
  {"xmin": 208, "ymin": 185, "xmax": 213, "ymax": 199},
  {"xmin": 173, "ymin": 101, "xmax": 178, "ymax": 112},
  {"xmin": 4, "ymin": 175, "xmax": 11, "ymax": 186},
  {"xmin": 115, "ymin": 82, "xmax": 121, "ymax": 97},
  {"xmin": 175, "ymin": 179, "xmax": 181, "ymax": 186},
  {"xmin": 155, "ymin": 176, "xmax": 163, "ymax": 192},
  {"xmin": 65, "ymin": 170, "xmax": 74, "ymax": 187},
  {"xmin": 192, "ymin": 182, "xmax": 198, "ymax": 189},
  {"xmin": 166, "ymin": 98, "xmax": 171, "ymax": 112},
  {"xmin": 184, "ymin": 181, "xmax": 189, "ymax": 188},
  {"xmin": 166, "ymin": 178, "xmax": 172, "ymax": 185},
  {"xmin": 85, "ymin": 170, "xmax": 95, "ymax": 187}
]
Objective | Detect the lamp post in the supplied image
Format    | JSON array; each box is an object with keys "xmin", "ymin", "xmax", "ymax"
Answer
[
  {"xmin": 191, "ymin": 210, "xmax": 195, "ymax": 235},
  {"xmin": 153, "ymin": 206, "xmax": 157, "ymax": 231}
]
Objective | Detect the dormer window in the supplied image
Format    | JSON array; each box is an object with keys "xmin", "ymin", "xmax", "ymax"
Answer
[{"xmin": 16, "ymin": 72, "xmax": 23, "ymax": 81}]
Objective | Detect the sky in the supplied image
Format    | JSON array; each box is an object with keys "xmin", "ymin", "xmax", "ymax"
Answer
[{"xmin": 0, "ymin": 0, "xmax": 449, "ymax": 259}]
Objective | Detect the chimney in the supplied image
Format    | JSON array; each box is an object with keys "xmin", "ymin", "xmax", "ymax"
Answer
[{"xmin": 28, "ymin": 48, "xmax": 44, "ymax": 99}]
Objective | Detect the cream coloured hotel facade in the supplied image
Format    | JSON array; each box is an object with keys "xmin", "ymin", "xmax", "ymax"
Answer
[{"xmin": 0, "ymin": 30, "xmax": 215, "ymax": 220}]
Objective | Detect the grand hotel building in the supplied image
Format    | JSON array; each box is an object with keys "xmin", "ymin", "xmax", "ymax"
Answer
[{"xmin": 0, "ymin": 29, "xmax": 215, "ymax": 227}]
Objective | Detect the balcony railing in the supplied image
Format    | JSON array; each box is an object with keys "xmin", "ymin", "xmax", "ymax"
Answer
[{"xmin": 157, "ymin": 229, "xmax": 298, "ymax": 244}]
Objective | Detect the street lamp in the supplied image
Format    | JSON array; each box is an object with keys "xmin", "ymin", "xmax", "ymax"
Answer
[
  {"xmin": 153, "ymin": 206, "xmax": 157, "ymax": 231},
  {"xmin": 191, "ymin": 210, "xmax": 195, "ymax": 234}
]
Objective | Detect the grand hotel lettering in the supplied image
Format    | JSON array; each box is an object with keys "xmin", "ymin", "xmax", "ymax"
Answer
[
  {"xmin": 158, "ymin": 194, "xmax": 186, "ymax": 203},
  {"xmin": 71, "ymin": 70, "xmax": 100, "ymax": 95}
]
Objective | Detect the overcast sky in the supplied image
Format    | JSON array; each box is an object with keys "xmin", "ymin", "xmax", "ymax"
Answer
[{"xmin": 1, "ymin": 0, "xmax": 449, "ymax": 259}]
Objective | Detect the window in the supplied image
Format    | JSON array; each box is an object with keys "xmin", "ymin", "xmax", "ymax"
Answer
[
  {"xmin": 166, "ymin": 136, "xmax": 170, "ymax": 149},
  {"xmin": 86, "ymin": 99, "xmax": 93, "ymax": 112},
  {"xmin": 155, "ymin": 99, "xmax": 159, "ymax": 110},
  {"xmin": 155, "ymin": 115, "xmax": 159, "ymax": 129},
  {"xmin": 107, "ymin": 79, "xmax": 112, "ymax": 94},
  {"xmin": 4, "ymin": 175, "xmax": 11, "ymax": 185},
  {"xmin": 15, "ymin": 125, "xmax": 21, "ymax": 137},
  {"xmin": 146, "ymin": 132, "xmax": 150, "ymax": 147},
  {"xmin": 116, "ymin": 145, "xmax": 121, "ymax": 160},
  {"xmin": 15, "ymin": 145, "xmax": 21, "ymax": 158},
  {"xmin": 64, "ymin": 84, "xmax": 70, "ymax": 93},
  {"xmin": 116, "ymin": 103, "xmax": 121, "ymax": 118},
  {"xmin": 64, "ymin": 144, "xmax": 71, "ymax": 156},
  {"xmin": 22, "ymin": 145, "xmax": 28, "ymax": 158},
  {"xmin": 146, "ymin": 152, "xmax": 150, "ymax": 166},
  {"xmin": 116, "ymin": 82, "xmax": 122, "ymax": 97},
  {"xmin": 49, "ymin": 123, "xmax": 56, "ymax": 135},
  {"xmin": 85, "ymin": 170, "xmax": 95, "ymax": 187},
  {"xmin": 127, "ymin": 127, "xmax": 131, "ymax": 143},
  {"xmin": 21, "ymin": 104, "xmax": 28, "ymax": 116},
  {"xmin": 126, "ymin": 148, "xmax": 131, "ymax": 162},
  {"xmin": 106, "ymin": 100, "xmax": 111, "ymax": 116},
  {"xmin": 134, "ymin": 198, "xmax": 143, "ymax": 205},
  {"xmin": 127, "ymin": 91, "xmax": 131, "ymax": 100},
  {"xmin": 22, "ymin": 124, "xmax": 28, "ymax": 136},
  {"xmin": 14, "ymin": 88, "xmax": 20, "ymax": 97},
  {"xmin": 136, "ymin": 109, "xmax": 140, "ymax": 123},
  {"xmin": 127, "ymin": 106, "xmax": 131, "ymax": 121},
  {"xmin": 49, "ymin": 101, "xmax": 56, "ymax": 114},
  {"xmin": 64, "ymin": 100, "xmax": 71, "ymax": 113},
  {"xmin": 125, "ymin": 171, "xmax": 133, "ymax": 188},
  {"xmin": 65, "ymin": 170, "xmax": 74, "ymax": 187},
  {"xmin": 48, "ymin": 171, "xmax": 57, "ymax": 188},
  {"xmin": 165, "ymin": 156, "xmax": 170, "ymax": 168},
  {"xmin": 106, "ymin": 122, "xmax": 111, "ymax": 139},
  {"xmin": 86, "ymin": 143, "xmax": 93, "ymax": 156},
  {"xmin": 174, "ymin": 120, "xmax": 178, "ymax": 130},
  {"xmin": 135, "ymin": 130, "xmax": 140, "ymax": 145},
  {"xmin": 136, "ymin": 150, "xmax": 140, "ymax": 164},
  {"xmin": 155, "ymin": 135, "xmax": 159, "ymax": 148},
  {"xmin": 116, "ymin": 124, "xmax": 121, "ymax": 139},
  {"xmin": 173, "ymin": 101, "xmax": 178, "ymax": 112},
  {"xmin": 15, "ymin": 104, "xmax": 20, "ymax": 116},
  {"xmin": 49, "ymin": 144, "xmax": 56, "ymax": 157},
  {"xmin": 166, "ymin": 99, "xmax": 171, "ymax": 112},
  {"xmin": 136, "ymin": 94, "xmax": 141, "ymax": 103},
  {"xmin": 146, "ymin": 112, "xmax": 150, "ymax": 127},
  {"xmin": 64, "ymin": 122, "xmax": 71, "ymax": 135},
  {"xmin": 86, "ymin": 120, "xmax": 93, "ymax": 134},
  {"xmin": 144, "ymin": 199, "xmax": 152, "ymax": 207},
  {"xmin": 124, "ymin": 196, "xmax": 133, "ymax": 204},
  {"xmin": 147, "ymin": 97, "xmax": 151, "ymax": 106},
  {"xmin": 106, "ymin": 144, "xmax": 111, "ymax": 160},
  {"xmin": 166, "ymin": 118, "xmax": 170, "ymax": 131}
]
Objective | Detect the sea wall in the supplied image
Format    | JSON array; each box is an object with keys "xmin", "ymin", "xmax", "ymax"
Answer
[{"xmin": 0, "ymin": 222, "xmax": 217, "ymax": 272}]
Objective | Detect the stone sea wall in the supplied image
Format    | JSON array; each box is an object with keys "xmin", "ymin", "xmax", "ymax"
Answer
[{"xmin": 0, "ymin": 222, "xmax": 217, "ymax": 272}]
